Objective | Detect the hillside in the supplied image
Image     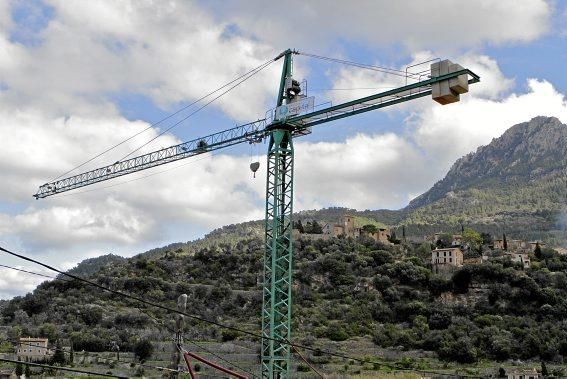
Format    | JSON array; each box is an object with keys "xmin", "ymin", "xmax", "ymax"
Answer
[
  {"xmin": 407, "ymin": 116, "xmax": 566, "ymax": 210},
  {"xmin": 400, "ymin": 117, "xmax": 566, "ymax": 245},
  {"xmin": 1, "ymin": 236, "xmax": 566, "ymax": 377}
]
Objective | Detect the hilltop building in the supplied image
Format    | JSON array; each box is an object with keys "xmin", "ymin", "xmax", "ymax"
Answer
[
  {"xmin": 506, "ymin": 252, "xmax": 531, "ymax": 268},
  {"xmin": 431, "ymin": 247, "xmax": 463, "ymax": 269},
  {"xmin": 323, "ymin": 214, "xmax": 391, "ymax": 244},
  {"xmin": 16, "ymin": 337, "xmax": 50, "ymax": 362}
]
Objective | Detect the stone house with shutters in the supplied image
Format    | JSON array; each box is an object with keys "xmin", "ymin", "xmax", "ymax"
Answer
[
  {"xmin": 16, "ymin": 337, "xmax": 51, "ymax": 362},
  {"xmin": 431, "ymin": 247, "xmax": 464, "ymax": 269}
]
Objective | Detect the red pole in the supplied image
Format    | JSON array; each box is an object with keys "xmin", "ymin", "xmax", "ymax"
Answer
[
  {"xmin": 182, "ymin": 351, "xmax": 248, "ymax": 379},
  {"xmin": 182, "ymin": 352, "xmax": 198, "ymax": 379}
]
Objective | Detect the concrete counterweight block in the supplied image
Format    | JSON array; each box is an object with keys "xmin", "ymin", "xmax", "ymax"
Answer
[
  {"xmin": 449, "ymin": 63, "xmax": 469, "ymax": 94},
  {"xmin": 431, "ymin": 60, "xmax": 460, "ymax": 105}
]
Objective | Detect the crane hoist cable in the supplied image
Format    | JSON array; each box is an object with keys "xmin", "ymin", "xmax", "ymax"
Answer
[
  {"xmin": 299, "ymin": 52, "xmax": 423, "ymax": 80},
  {"xmin": 50, "ymin": 57, "xmax": 276, "ymax": 182},
  {"xmin": 118, "ymin": 59, "xmax": 275, "ymax": 162}
]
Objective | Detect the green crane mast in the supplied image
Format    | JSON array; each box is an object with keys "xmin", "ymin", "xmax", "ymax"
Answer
[
  {"xmin": 34, "ymin": 49, "xmax": 479, "ymax": 379},
  {"xmin": 262, "ymin": 49, "xmax": 295, "ymax": 376}
]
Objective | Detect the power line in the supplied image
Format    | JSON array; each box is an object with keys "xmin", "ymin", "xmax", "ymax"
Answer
[
  {"xmin": 139, "ymin": 307, "xmax": 257, "ymax": 378},
  {"xmin": 51, "ymin": 57, "xmax": 275, "ymax": 182},
  {"xmin": 0, "ymin": 264, "xmax": 69, "ymax": 281},
  {"xmin": 0, "ymin": 357, "xmax": 127, "ymax": 378},
  {"xmin": 14, "ymin": 340, "xmax": 179, "ymax": 374},
  {"xmin": 0, "ymin": 245, "xmax": 480, "ymax": 378}
]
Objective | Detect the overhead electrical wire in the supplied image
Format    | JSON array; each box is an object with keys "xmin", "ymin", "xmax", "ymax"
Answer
[
  {"xmin": 50, "ymin": 57, "xmax": 276, "ymax": 182},
  {"xmin": 140, "ymin": 309, "xmax": 258, "ymax": 378},
  {"xmin": 0, "ymin": 357, "xmax": 127, "ymax": 378},
  {"xmin": 0, "ymin": 264, "xmax": 69, "ymax": 281},
  {"xmin": 14, "ymin": 340, "xmax": 179, "ymax": 374},
  {"xmin": 0, "ymin": 245, "xmax": 481, "ymax": 378}
]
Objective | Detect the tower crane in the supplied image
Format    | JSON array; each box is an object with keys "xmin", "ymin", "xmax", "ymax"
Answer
[{"xmin": 34, "ymin": 49, "xmax": 479, "ymax": 378}]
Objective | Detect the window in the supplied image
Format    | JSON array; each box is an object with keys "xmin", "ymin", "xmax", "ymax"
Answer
[
  {"xmin": 444, "ymin": 251, "xmax": 446, "ymax": 257},
  {"xmin": 449, "ymin": 258, "xmax": 452, "ymax": 263},
  {"xmin": 436, "ymin": 252, "xmax": 439, "ymax": 257}
]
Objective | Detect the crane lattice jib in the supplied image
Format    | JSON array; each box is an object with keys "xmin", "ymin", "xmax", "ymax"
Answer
[{"xmin": 34, "ymin": 68, "xmax": 478, "ymax": 200}]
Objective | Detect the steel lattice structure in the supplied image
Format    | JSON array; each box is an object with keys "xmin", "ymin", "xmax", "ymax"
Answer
[{"xmin": 34, "ymin": 49, "xmax": 479, "ymax": 379}]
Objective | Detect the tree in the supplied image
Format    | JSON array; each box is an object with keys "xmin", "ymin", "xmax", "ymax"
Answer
[
  {"xmin": 294, "ymin": 220, "xmax": 305, "ymax": 233},
  {"xmin": 462, "ymin": 228, "xmax": 482, "ymax": 252},
  {"xmin": 480, "ymin": 232, "xmax": 493, "ymax": 246},
  {"xmin": 498, "ymin": 367, "xmax": 506, "ymax": 377},
  {"xmin": 52, "ymin": 340, "xmax": 66, "ymax": 365},
  {"xmin": 436, "ymin": 233, "xmax": 453, "ymax": 248},
  {"xmin": 311, "ymin": 220, "xmax": 323, "ymax": 234},
  {"xmin": 15, "ymin": 363, "xmax": 23, "ymax": 377},
  {"xmin": 503, "ymin": 233, "xmax": 508, "ymax": 251},
  {"xmin": 541, "ymin": 361, "xmax": 549, "ymax": 377},
  {"xmin": 134, "ymin": 339, "xmax": 154, "ymax": 363},
  {"xmin": 534, "ymin": 242, "xmax": 542, "ymax": 260},
  {"xmin": 362, "ymin": 224, "xmax": 378, "ymax": 235},
  {"xmin": 24, "ymin": 364, "xmax": 31, "ymax": 377}
]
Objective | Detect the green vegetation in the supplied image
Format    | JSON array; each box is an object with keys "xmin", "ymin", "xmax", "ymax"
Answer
[{"xmin": 2, "ymin": 234, "xmax": 566, "ymax": 370}]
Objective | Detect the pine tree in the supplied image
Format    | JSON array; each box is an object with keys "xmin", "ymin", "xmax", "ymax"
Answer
[
  {"xmin": 15, "ymin": 362, "xmax": 23, "ymax": 377},
  {"xmin": 503, "ymin": 233, "xmax": 508, "ymax": 251},
  {"xmin": 534, "ymin": 242, "xmax": 542, "ymax": 260},
  {"xmin": 69, "ymin": 345, "xmax": 74, "ymax": 365},
  {"xmin": 541, "ymin": 361, "xmax": 549, "ymax": 377},
  {"xmin": 52, "ymin": 340, "xmax": 66, "ymax": 365}
]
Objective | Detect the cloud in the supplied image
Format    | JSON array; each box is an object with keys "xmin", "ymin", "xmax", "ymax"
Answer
[
  {"xmin": 0, "ymin": 0, "xmax": 280, "ymax": 121},
  {"xmin": 325, "ymin": 52, "xmax": 513, "ymax": 107},
  {"xmin": 204, "ymin": 0, "xmax": 550, "ymax": 51},
  {"xmin": 411, "ymin": 79, "xmax": 567, "ymax": 171},
  {"xmin": 294, "ymin": 133, "xmax": 429, "ymax": 209},
  {"xmin": 0, "ymin": 266, "xmax": 48, "ymax": 299}
]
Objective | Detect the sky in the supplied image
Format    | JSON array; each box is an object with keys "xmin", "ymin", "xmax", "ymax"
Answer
[{"xmin": 1, "ymin": 0, "xmax": 567, "ymax": 299}]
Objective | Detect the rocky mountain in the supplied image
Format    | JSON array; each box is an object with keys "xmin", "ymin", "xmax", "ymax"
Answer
[{"xmin": 407, "ymin": 116, "xmax": 566, "ymax": 210}]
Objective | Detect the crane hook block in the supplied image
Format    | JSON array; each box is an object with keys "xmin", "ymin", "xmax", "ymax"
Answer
[{"xmin": 250, "ymin": 162, "xmax": 260, "ymax": 178}]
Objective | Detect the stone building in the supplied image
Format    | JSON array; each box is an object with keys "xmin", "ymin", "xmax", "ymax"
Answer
[
  {"xmin": 323, "ymin": 214, "xmax": 391, "ymax": 243},
  {"xmin": 432, "ymin": 247, "xmax": 463, "ymax": 267},
  {"xmin": 493, "ymin": 239, "xmax": 505, "ymax": 250},
  {"xmin": 506, "ymin": 252, "xmax": 531, "ymax": 268},
  {"xmin": 16, "ymin": 337, "xmax": 50, "ymax": 362},
  {"xmin": 507, "ymin": 368, "xmax": 540, "ymax": 379}
]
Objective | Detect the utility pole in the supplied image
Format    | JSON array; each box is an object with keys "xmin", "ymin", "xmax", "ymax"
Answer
[{"xmin": 170, "ymin": 294, "xmax": 188, "ymax": 377}]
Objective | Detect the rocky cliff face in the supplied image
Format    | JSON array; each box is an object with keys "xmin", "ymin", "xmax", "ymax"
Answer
[{"xmin": 407, "ymin": 116, "xmax": 567, "ymax": 210}]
